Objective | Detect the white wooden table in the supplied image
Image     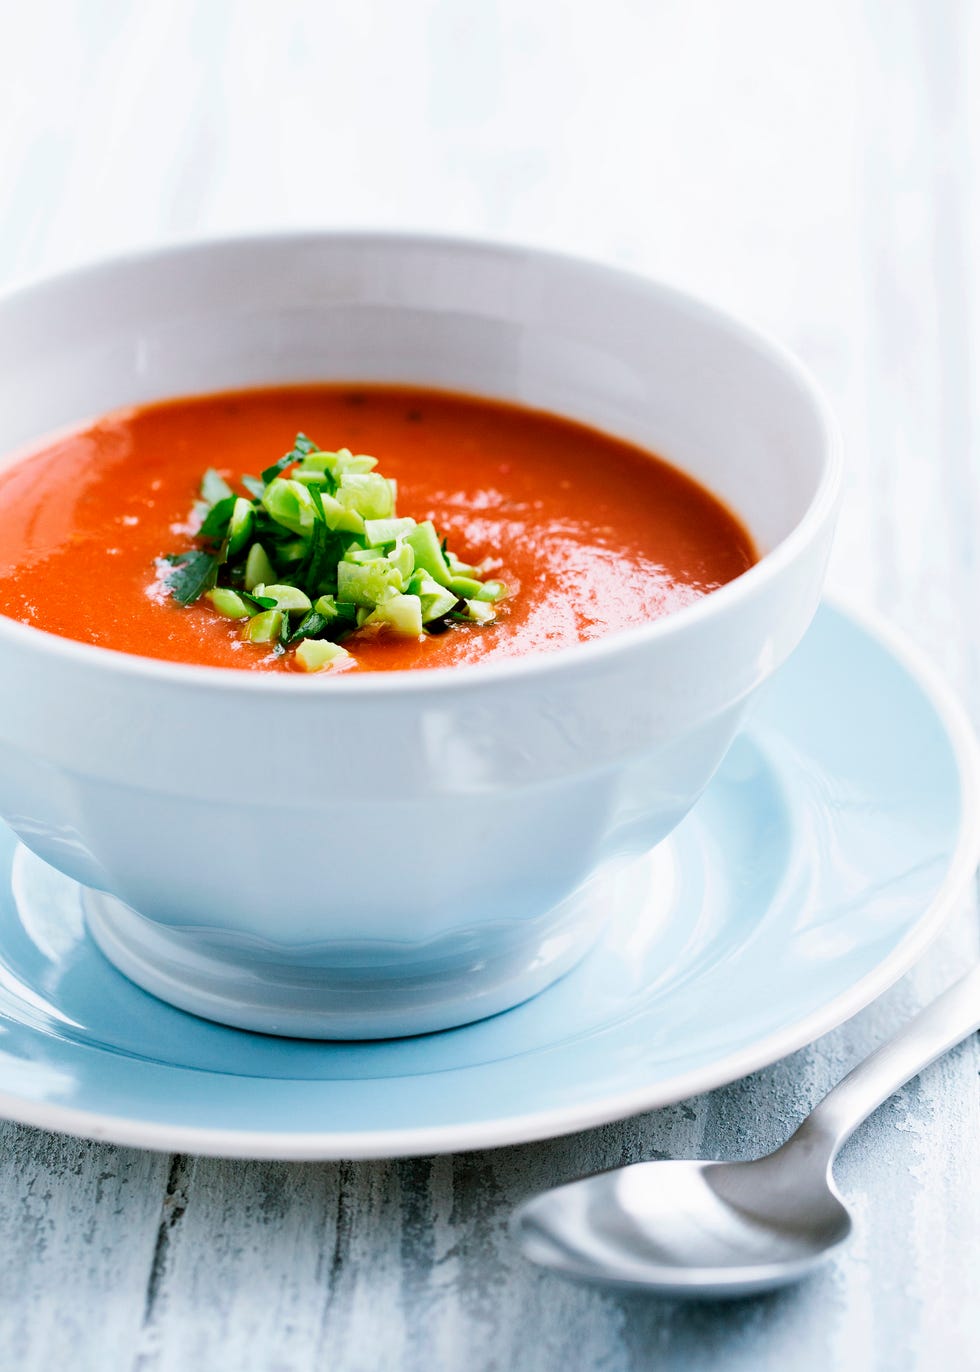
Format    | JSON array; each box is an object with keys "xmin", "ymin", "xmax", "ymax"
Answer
[{"xmin": 1, "ymin": 3, "xmax": 978, "ymax": 1367}]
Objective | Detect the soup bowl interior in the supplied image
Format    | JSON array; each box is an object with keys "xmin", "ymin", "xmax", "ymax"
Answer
[{"xmin": 0, "ymin": 235, "xmax": 840, "ymax": 1037}]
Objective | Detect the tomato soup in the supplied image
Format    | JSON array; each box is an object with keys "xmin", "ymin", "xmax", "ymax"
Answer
[{"xmin": 0, "ymin": 386, "xmax": 756, "ymax": 672}]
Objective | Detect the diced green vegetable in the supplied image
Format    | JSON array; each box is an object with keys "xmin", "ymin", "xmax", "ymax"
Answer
[
  {"xmin": 346, "ymin": 547, "xmax": 387, "ymax": 564},
  {"xmin": 329, "ymin": 448, "xmax": 377, "ymax": 477},
  {"xmin": 205, "ymin": 587, "xmax": 251, "ymax": 620},
  {"xmin": 246, "ymin": 609, "xmax": 284, "ymax": 643},
  {"xmin": 310, "ymin": 596, "xmax": 356, "ymax": 622},
  {"xmin": 364, "ymin": 516, "xmax": 416, "ymax": 547},
  {"xmin": 367, "ymin": 593, "xmax": 424, "ymax": 638},
  {"xmin": 337, "ymin": 473, "xmax": 396, "ymax": 521},
  {"xmin": 409, "ymin": 572, "xmax": 459, "ymax": 623},
  {"xmin": 405, "ymin": 520, "xmax": 452, "ymax": 587},
  {"xmin": 318, "ymin": 491, "xmax": 366, "ymax": 534},
  {"xmin": 424, "ymin": 591, "xmax": 460, "ymax": 623},
  {"xmin": 244, "ymin": 543, "xmax": 277, "ymax": 591},
  {"xmin": 295, "ymin": 452, "xmax": 336, "ymax": 475},
  {"xmin": 227, "ymin": 498, "xmax": 254, "ymax": 555},
  {"xmin": 162, "ymin": 430, "xmax": 510, "ymax": 660},
  {"xmin": 337, "ymin": 560, "xmax": 405, "ymax": 607},
  {"xmin": 262, "ymin": 478, "xmax": 318, "ymax": 536},
  {"xmin": 312, "ymin": 594, "xmax": 348, "ymax": 624},
  {"xmin": 295, "ymin": 638, "xmax": 351, "ymax": 672},
  {"xmin": 448, "ymin": 575, "xmax": 484, "ymax": 598},
  {"xmin": 386, "ymin": 540, "xmax": 415, "ymax": 582},
  {"xmin": 473, "ymin": 579, "xmax": 508, "ymax": 602},
  {"xmin": 252, "ymin": 583, "xmax": 312, "ymax": 613},
  {"xmin": 464, "ymin": 599, "xmax": 496, "ymax": 625}
]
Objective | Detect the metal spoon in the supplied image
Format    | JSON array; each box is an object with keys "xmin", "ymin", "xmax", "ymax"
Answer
[{"xmin": 514, "ymin": 964, "xmax": 980, "ymax": 1297}]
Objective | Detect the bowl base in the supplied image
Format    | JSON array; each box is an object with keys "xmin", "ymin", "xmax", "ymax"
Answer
[{"xmin": 80, "ymin": 855, "xmax": 667, "ymax": 1039}]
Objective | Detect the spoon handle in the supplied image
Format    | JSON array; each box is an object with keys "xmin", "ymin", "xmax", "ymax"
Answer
[{"xmin": 793, "ymin": 964, "xmax": 980, "ymax": 1159}]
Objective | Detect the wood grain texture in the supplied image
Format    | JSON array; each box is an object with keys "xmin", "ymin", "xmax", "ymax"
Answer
[{"xmin": 0, "ymin": 1, "xmax": 978, "ymax": 1368}]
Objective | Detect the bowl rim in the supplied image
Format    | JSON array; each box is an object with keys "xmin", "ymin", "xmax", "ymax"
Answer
[{"xmin": 0, "ymin": 228, "xmax": 844, "ymax": 696}]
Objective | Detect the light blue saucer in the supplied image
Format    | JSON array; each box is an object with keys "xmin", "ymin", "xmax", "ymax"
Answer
[{"xmin": 0, "ymin": 602, "xmax": 976, "ymax": 1159}]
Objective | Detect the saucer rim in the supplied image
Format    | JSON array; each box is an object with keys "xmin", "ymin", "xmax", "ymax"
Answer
[{"xmin": 0, "ymin": 596, "xmax": 977, "ymax": 1159}]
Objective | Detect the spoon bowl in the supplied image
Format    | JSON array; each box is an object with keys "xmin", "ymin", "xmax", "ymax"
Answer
[{"xmin": 515, "ymin": 1156, "xmax": 852, "ymax": 1297}]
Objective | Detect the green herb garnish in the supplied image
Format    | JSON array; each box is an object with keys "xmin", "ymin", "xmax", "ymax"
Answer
[
  {"xmin": 196, "ymin": 495, "xmax": 237, "ymax": 541},
  {"xmin": 161, "ymin": 435, "xmax": 509, "ymax": 671},
  {"xmin": 289, "ymin": 609, "xmax": 331, "ymax": 644},
  {"xmin": 261, "ymin": 433, "xmax": 316, "ymax": 485},
  {"xmin": 165, "ymin": 550, "xmax": 221, "ymax": 605}
]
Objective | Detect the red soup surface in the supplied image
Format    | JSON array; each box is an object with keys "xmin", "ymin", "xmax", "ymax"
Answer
[{"xmin": 0, "ymin": 386, "xmax": 757, "ymax": 673}]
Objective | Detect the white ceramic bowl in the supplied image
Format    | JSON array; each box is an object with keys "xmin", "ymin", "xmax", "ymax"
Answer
[{"xmin": 0, "ymin": 234, "xmax": 841, "ymax": 1038}]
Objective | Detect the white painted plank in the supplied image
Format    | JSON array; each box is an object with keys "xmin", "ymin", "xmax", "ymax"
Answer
[{"xmin": 0, "ymin": 1124, "xmax": 168, "ymax": 1371}]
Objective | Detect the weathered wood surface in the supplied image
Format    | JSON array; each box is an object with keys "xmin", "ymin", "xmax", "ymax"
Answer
[{"xmin": 1, "ymin": 2, "xmax": 978, "ymax": 1368}]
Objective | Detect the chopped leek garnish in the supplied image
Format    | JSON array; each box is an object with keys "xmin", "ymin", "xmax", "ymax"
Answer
[{"xmin": 162, "ymin": 434, "xmax": 508, "ymax": 664}]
